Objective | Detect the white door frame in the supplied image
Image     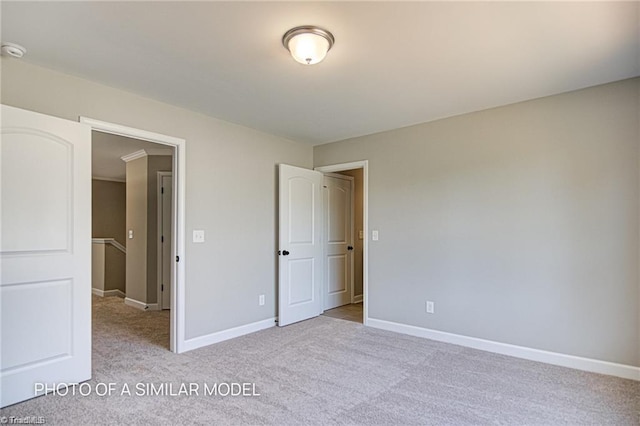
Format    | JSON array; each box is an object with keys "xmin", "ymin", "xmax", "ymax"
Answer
[
  {"xmin": 157, "ymin": 171, "xmax": 172, "ymax": 310},
  {"xmin": 315, "ymin": 161, "xmax": 369, "ymax": 325},
  {"xmin": 79, "ymin": 117, "xmax": 186, "ymax": 353}
]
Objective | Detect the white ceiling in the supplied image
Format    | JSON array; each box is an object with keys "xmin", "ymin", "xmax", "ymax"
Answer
[
  {"xmin": 92, "ymin": 131, "xmax": 172, "ymax": 181},
  {"xmin": 2, "ymin": 2, "xmax": 639, "ymax": 145}
]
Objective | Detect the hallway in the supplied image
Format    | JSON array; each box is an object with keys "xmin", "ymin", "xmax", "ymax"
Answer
[{"xmin": 322, "ymin": 303, "xmax": 363, "ymax": 323}]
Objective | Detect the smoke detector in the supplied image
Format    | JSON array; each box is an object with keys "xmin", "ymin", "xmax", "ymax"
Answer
[{"xmin": 1, "ymin": 42, "xmax": 26, "ymax": 58}]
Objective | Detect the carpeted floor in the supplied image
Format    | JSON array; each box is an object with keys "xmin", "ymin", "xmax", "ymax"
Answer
[{"xmin": 1, "ymin": 295, "xmax": 638, "ymax": 425}]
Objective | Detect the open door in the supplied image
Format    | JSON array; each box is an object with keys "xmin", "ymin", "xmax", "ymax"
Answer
[
  {"xmin": 323, "ymin": 174, "xmax": 354, "ymax": 310},
  {"xmin": 1, "ymin": 105, "xmax": 91, "ymax": 407},
  {"xmin": 278, "ymin": 164, "xmax": 323, "ymax": 326}
]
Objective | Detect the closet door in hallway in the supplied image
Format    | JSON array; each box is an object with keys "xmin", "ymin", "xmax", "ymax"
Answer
[
  {"xmin": 159, "ymin": 172, "xmax": 172, "ymax": 310},
  {"xmin": 323, "ymin": 174, "xmax": 354, "ymax": 310}
]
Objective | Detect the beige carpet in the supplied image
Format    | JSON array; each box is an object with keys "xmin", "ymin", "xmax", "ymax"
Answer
[{"xmin": 1, "ymin": 295, "xmax": 638, "ymax": 425}]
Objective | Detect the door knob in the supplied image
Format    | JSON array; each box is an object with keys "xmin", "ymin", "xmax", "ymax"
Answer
[
  {"xmin": 347, "ymin": 246, "xmax": 354, "ymax": 251},
  {"xmin": 282, "ymin": 250, "xmax": 290, "ymax": 256}
]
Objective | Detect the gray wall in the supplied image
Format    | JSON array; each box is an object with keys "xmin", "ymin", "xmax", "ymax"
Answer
[
  {"xmin": 104, "ymin": 245, "xmax": 125, "ymax": 294},
  {"xmin": 92, "ymin": 179, "xmax": 126, "ymax": 245},
  {"xmin": 125, "ymin": 156, "xmax": 148, "ymax": 303},
  {"xmin": 125, "ymin": 154, "xmax": 172, "ymax": 304},
  {"xmin": 338, "ymin": 169, "xmax": 364, "ymax": 297},
  {"xmin": 3, "ymin": 58, "xmax": 638, "ymax": 368},
  {"xmin": 92, "ymin": 179, "xmax": 126, "ymax": 294},
  {"xmin": 315, "ymin": 78, "xmax": 640, "ymax": 367},
  {"xmin": 1, "ymin": 58, "xmax": 313, "ymax": 339}
]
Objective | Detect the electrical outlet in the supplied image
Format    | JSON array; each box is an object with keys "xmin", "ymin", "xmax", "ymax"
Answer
[
  {"xmin": 426, "ymin": 301, "xmax": 434, "ymax": 314},
  {"xmin": 259, "ymin": 294, "xmax": 265, "ymax": 306}
]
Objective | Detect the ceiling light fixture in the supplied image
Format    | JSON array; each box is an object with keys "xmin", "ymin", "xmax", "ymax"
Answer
[
  {"xmin": 1, "ymin": 42, "xmax": 26, "ymax": 59},
  {"xmin": 282, "ymin": 26, "xmax": 334, "ymax": 65}
]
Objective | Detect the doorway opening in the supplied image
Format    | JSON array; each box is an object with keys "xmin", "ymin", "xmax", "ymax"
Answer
[
  {"xmin": 316, "ymin": 161, "xmax": 368, "ymax": 325},
  {"xmin": 81, "ymin": 117, "xmax": 186, "ymax": 353}
]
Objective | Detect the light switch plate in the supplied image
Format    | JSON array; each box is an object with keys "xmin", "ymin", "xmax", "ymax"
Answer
[
  {"xmin": 372, "ymin": 230, "xmax": 379, "ymax": 241},
  {"xmin": 193, "ymin": 230, "xmax": 205, "ymax": 243}
]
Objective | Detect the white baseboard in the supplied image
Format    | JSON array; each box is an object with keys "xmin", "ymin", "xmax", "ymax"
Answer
[
  {"xmin": 92, "ymin": 288, "xmax": 125, "ymax": 298},
  {"xmin": 353, "ymin": 294, "xmax": 363, "ymax": 303},
  {"xmin": 124, "ymin": 297, "xmax": 159, "ymax": 311},
  {"xmin": 367, "ymin": 318, "xmax": 640, "ymax": 381},
  {"xmin": 181, "ymin": 318, "xmax": 276, "ymax": 352}
]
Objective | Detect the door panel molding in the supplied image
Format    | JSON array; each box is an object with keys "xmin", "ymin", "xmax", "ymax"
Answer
[
  {"xmin": 1, "ymin": 279, "xmax": 73, "ymax": 371},
  {"xmin": 1, "ymin": 128, "xmax": 73, "ymax": 255}
]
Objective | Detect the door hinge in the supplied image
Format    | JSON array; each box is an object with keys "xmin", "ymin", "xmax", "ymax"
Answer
[
  {"xmin": 176, "ymin": 255, "xmax": 179, "ymax": 262},
  {"xmin": 161, "ymin": 235, "xmax": 164, "ymax": 243},
  {"xmin": 161, "ymin": 284, "xmax": 164, "ymax": 291},
  {"xmin": 161, "ymin": 187, "xmax": 164, "ymax": 194}
]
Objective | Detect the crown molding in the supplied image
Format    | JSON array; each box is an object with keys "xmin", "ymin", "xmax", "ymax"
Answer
[
  {"xmin": 121, "ymin": 148, "xmax": 172, "ymax": 163},
  {"xmin": 120, "ymin": 149, "xmax": 147, "ymax": 163}
]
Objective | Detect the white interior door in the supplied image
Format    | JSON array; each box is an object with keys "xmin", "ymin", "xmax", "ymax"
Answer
[
  {"xmin": 160, "ymin": 173, "xmax": 172, "ymax": 310},
  {"xmin": 323, "ymin": 175, "xmax": 354, "ymax": 310},
  {"xmin": 278, "ymin": 164, "xmax": 323, "ymax": 326},
  {"xmin": 1, "ymin": 104, "xmax": 91, "ymax": 407}
]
